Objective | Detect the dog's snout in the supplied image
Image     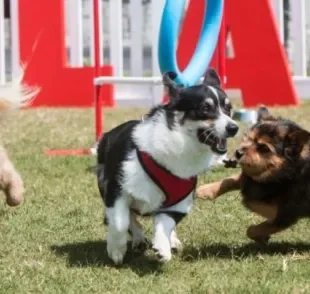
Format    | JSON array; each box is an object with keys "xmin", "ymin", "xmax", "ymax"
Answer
[
  {"xmin": 235, "ymin": 149, "xmax": 244, "ymax": 160},
  {"xmin": 226, "ymin": 122, "xmax": 239, "ymax": 137}
]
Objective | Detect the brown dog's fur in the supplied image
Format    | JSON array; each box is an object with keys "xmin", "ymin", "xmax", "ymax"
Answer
[
  {"xmin": 0, "ymin": 76, "xmax": 39, "ymax": 206},
  {"xmin": 197, "ymin": 106, "xmax": 310, "ymax": 243},
  {"xmin": 0, "ymin": 144, "xmax": 25, "ymax": 206}
]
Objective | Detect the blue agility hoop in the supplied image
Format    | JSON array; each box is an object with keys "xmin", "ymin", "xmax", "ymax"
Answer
[{"xmin": 158, "ymin": 0, "xmax": 224, "ymax": 87}]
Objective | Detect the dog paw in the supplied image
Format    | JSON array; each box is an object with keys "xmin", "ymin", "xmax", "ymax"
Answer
[
  {"xmin": 108, "ymin": 248, "xmax": 126, "ymax": 265},
  {"xmin": 152, "ymin": 245, "xmax": 172, "ymax": 263},
  {"xmin": 171, "ymin": 237, "xmax": 182, "ymax": 252},
  {"xmin": 247, "ymin": 226, "xmax": 270, "ymax": 245},
  {"xmin": 5, "ymin": 179, "xmax": 25, "ymax": 207},
  {"xmin": 196, "ymin": 183, "xmax": 219, "ymax": 200},
  {"xmin": 6, "ymin": 196, "xmax": 23, "ymax": 207},
  {"xmin": 250, "ymin": 235, "xmax": 270, "ymax": 245},
  {"xmin": 107, "ymin": 244, "xmax": 127, "ymax": 265},
  {"xmin": 132, "ymin": 236, "xmax": 150, "ymax": 251},
  {"xmin": 223, "ymin": 158, "xmax": 238, "ymax": 168}
]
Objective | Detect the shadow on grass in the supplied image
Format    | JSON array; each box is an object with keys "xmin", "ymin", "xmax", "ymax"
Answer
[
  {"xmin": 181, "ymin": 241, "xmax": 310, "ymax": 262},
  {"xmin": 51, "ymin": 240, "xmax": 163, "ymax": 276}
]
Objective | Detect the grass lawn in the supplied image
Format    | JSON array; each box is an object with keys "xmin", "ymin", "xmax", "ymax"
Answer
[{"xmin": 2, "ymin": 103, "xmax": 310, "ymax": 293}]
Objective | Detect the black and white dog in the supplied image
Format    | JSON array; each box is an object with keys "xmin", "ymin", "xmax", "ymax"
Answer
[{"xmin": 96, "ymin": 69, "xmax": 239, "ymax": 264}]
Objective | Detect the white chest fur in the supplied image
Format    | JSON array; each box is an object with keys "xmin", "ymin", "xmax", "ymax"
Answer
[
  {"xmin": 132, "ymin": 113, "xmax": 221, "ymax": 178},
  {"xmin": 122, "ymin": 150, "xmax": 196, "ymax": 215},
  {"xmin": 121, "ymin": 151, "xmax": 165, "ymax": 214}
]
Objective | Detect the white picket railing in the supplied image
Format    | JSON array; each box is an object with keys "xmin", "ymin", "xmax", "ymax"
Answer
[
  {"xmin": 1, "ymin": 0, "xmax": 310, "ymax": 104},
  {"xmin": 0, "ymin": 0, "xmax": 5, "ymax": 84}
]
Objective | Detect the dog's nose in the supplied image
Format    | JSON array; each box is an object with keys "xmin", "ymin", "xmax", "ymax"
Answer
[
  {"xmin": 226, "ymin": 122, "xmax": 239, "ymax": 137},
  {"xmin": 235, "ymin": 149, "xmax": 244, "ymax": 159}
]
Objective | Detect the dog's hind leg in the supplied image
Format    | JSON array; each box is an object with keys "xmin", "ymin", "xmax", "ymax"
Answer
[
  {"xmin": 170, "ymin": 229, "xmax": 182, "ymax": 251},
  {"xmin": 105, "ymin": 195, "xmax": 130, "ymax": 265},
  {"xmin": 129, "ymin": 211, "xmax": 149, "ymax": 250},
  {"xmin": 152, "ymin": 213, "xmax": 176, "ymax": 262}
]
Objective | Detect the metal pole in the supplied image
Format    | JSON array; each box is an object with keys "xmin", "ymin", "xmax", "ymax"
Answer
[{"xmin": 93, "ymin": 0, "xmax": 102, "ymax": 141}]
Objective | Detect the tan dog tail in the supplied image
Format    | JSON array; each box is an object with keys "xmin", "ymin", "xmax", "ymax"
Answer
[{"xmin": 0, "ymin": 70, "xmax": 39, "ymax": 118}]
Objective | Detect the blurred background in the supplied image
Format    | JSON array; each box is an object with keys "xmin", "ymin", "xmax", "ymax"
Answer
[
  {"xmin": 3, "ymin": 0, "xmax": 310, "ymax": 76},
  {"xmin": 2, "ymin": 0, "xmax": 310, "ymax": 106}
]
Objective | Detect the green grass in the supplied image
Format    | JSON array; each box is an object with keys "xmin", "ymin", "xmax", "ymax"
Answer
[{"xmin": 2, "ymin": 104, "xmax": 310, "ymax": 293}]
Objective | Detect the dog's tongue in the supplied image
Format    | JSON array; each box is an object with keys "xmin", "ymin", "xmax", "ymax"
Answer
[{"xmin": 217, "ymin": 138, "xmax": 227, "ymax": 152}]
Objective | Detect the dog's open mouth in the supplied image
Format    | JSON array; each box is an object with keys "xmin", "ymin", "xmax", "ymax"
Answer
[{"xmin": 197, "ymin": 129, "xmax": 227, "ymax": 155}]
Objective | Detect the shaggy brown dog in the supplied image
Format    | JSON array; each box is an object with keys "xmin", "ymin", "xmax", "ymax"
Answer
[
  {"xmin": 196, "ymin": 106, "xmax": 310, "ymax": 244},
  {"xmin": 0, "ymin": 76, "xmax": 38, "ymax": 206}
]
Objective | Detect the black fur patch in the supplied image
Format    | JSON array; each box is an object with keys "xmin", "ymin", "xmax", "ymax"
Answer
[
  {"xmin": 157, "ymin": 211, "xmax": 186, "ymax": 225},
  {"xmin": 172, "ymin": 85, "xmax": 231, "ymax": 122},
  {"xmin": 97, "ymin": 120, "xmax": 139, "ymax": 208}
]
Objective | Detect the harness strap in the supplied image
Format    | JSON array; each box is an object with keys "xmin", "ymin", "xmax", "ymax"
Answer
[{"xmin": 137, "ymin": 150, "xmax": 197, "ymax": 208}]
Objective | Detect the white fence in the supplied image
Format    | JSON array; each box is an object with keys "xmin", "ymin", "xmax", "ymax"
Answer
[{"xmin": 1, "ymin": 0, "xmax": 310, "ymax": 105}]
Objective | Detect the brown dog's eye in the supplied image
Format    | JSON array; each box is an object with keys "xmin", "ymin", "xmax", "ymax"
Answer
[{"xmin": 257, "ymin": 143, "xmax": 271, "ymax": 154}]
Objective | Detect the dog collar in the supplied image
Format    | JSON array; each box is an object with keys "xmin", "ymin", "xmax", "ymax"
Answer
[{"xmin": 137, "ymin": 150, "xmax": 197, "ymax": 208}]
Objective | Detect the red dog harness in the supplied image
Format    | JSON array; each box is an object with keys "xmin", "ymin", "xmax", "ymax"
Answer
[{"xmin": 137, "ymin": 150, "xmax": 197, "ymax": 208}]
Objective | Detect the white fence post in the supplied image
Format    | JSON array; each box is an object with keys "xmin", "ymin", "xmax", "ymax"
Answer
[
  {"xmin": 0, "ymin": 0, "xmax": 6, "ymax": 84},
  {"xmin": 109, "ymin": 0, "xmax": 123, "ymax": 76},
  {"xmin": 87, "ymin": 0, "xmax": 104, "ymax": 67},
  {"xmin": 10, "ymin": 0, "xmax": 20, "ymax": 78},
  {"xmin": 129, "ymin": 0, "xmax": 143, "ymax": 76},
  {"xmin": 291, "ymin": 0, "xmax": 307, "ymax": 77},
  {"xmin": 271, "ymin": 0, "xmax": 284, "ymax": 44},
  {"xmin": 151, "ymin": 0, "xmax": 166, "ymax": 103},
  {"xmin": 151, "ymin": 0, "xmax": 166, "ymax": 78},
  {"xmin": 67, "ymin": 0, "xmax": 84, "ymax": 67},
  {"xmin": 87, "ymin": 0, "xmax": 94, "ymax": 66}
]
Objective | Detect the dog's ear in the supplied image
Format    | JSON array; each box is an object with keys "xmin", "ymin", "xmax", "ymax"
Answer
[
  {"xmin": 284, "ymin": 129, "xmax": 310, "ymax": 159},
  {"xmin": 257, "ymin": 105, "xmax": 276, "ymax": 122},
  {"xmin": 163, "ymin": 72, "xmax": 180, "ymax": 100},
  {"xmin": 202, "ymin": 68, "xmax": 221, "ymax": 87},
  {"xmin": 290, "ymin": 129, "xmax": 310, "ymax": 146}
]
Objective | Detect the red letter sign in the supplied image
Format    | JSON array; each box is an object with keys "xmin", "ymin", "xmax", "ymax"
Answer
[
  {"xmin": 163, "ymin": 0, "xmax": 298, "ymax": 107},
  {"xmin": 18, "ymin": 0, "xmax": 113, "ymax": 107}
]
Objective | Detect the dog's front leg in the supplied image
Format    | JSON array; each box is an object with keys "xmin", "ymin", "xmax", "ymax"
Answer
[
  {"xmin": 196, "ymin": 173, "xmax": 241, "ymax": 200},
  {"xmin": 152, "ymin": 213, "xmax": 177, "ymax": 262},
  {"xmin": 105, "ymin": 196, "xmax": 130, "ymax": 265}
]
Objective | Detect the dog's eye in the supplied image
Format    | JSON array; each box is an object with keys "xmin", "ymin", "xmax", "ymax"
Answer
[
  {"xmin": 257, "ymin": 143, "xmax": 271, "ymax": 153},
  {"xmin": 225, "ymin": 104, "xmax": 232, "ymax": 112},
  {"xmin": 221, "ymin": 103, "xmax": 231, "ymax": 115},
  {"xmin": 201, "ymin": 105, "xmax": 210, "ymax": 113}
]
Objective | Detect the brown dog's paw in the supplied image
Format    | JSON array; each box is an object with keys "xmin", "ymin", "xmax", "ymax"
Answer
[
  {"xmin": 5, "ymin": 178, "xmax": 25, "ymax": 207},
  {"xmin": 246, "ymin": 225, "xmax": 270, "ymax": 244},
  {"xmin": 223, "ymin": 158, "xmax": 238, "ymax": 168},
  {"xmin": 196, "ymin": 182, "xmax": 221, "ymax": 200}
]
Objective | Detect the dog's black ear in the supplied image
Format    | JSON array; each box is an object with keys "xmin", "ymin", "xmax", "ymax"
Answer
[
  {"xmin": 257, "ymin": 105, "xmax": 276, "ymax": 122},
  {"xmin": 202, "ymin": 68, "xmax": 221, "ymax": 87},
  {"xmin": 290, "ymin": 129, "xmax": 310, "ymax": 146},
  {"xmin": 285, "ymin": 129, "xmax": 310, "ymax": 159},
  {"xmin": 163, "ymin": 72, "xmax": 180, "ymax": 100}
]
